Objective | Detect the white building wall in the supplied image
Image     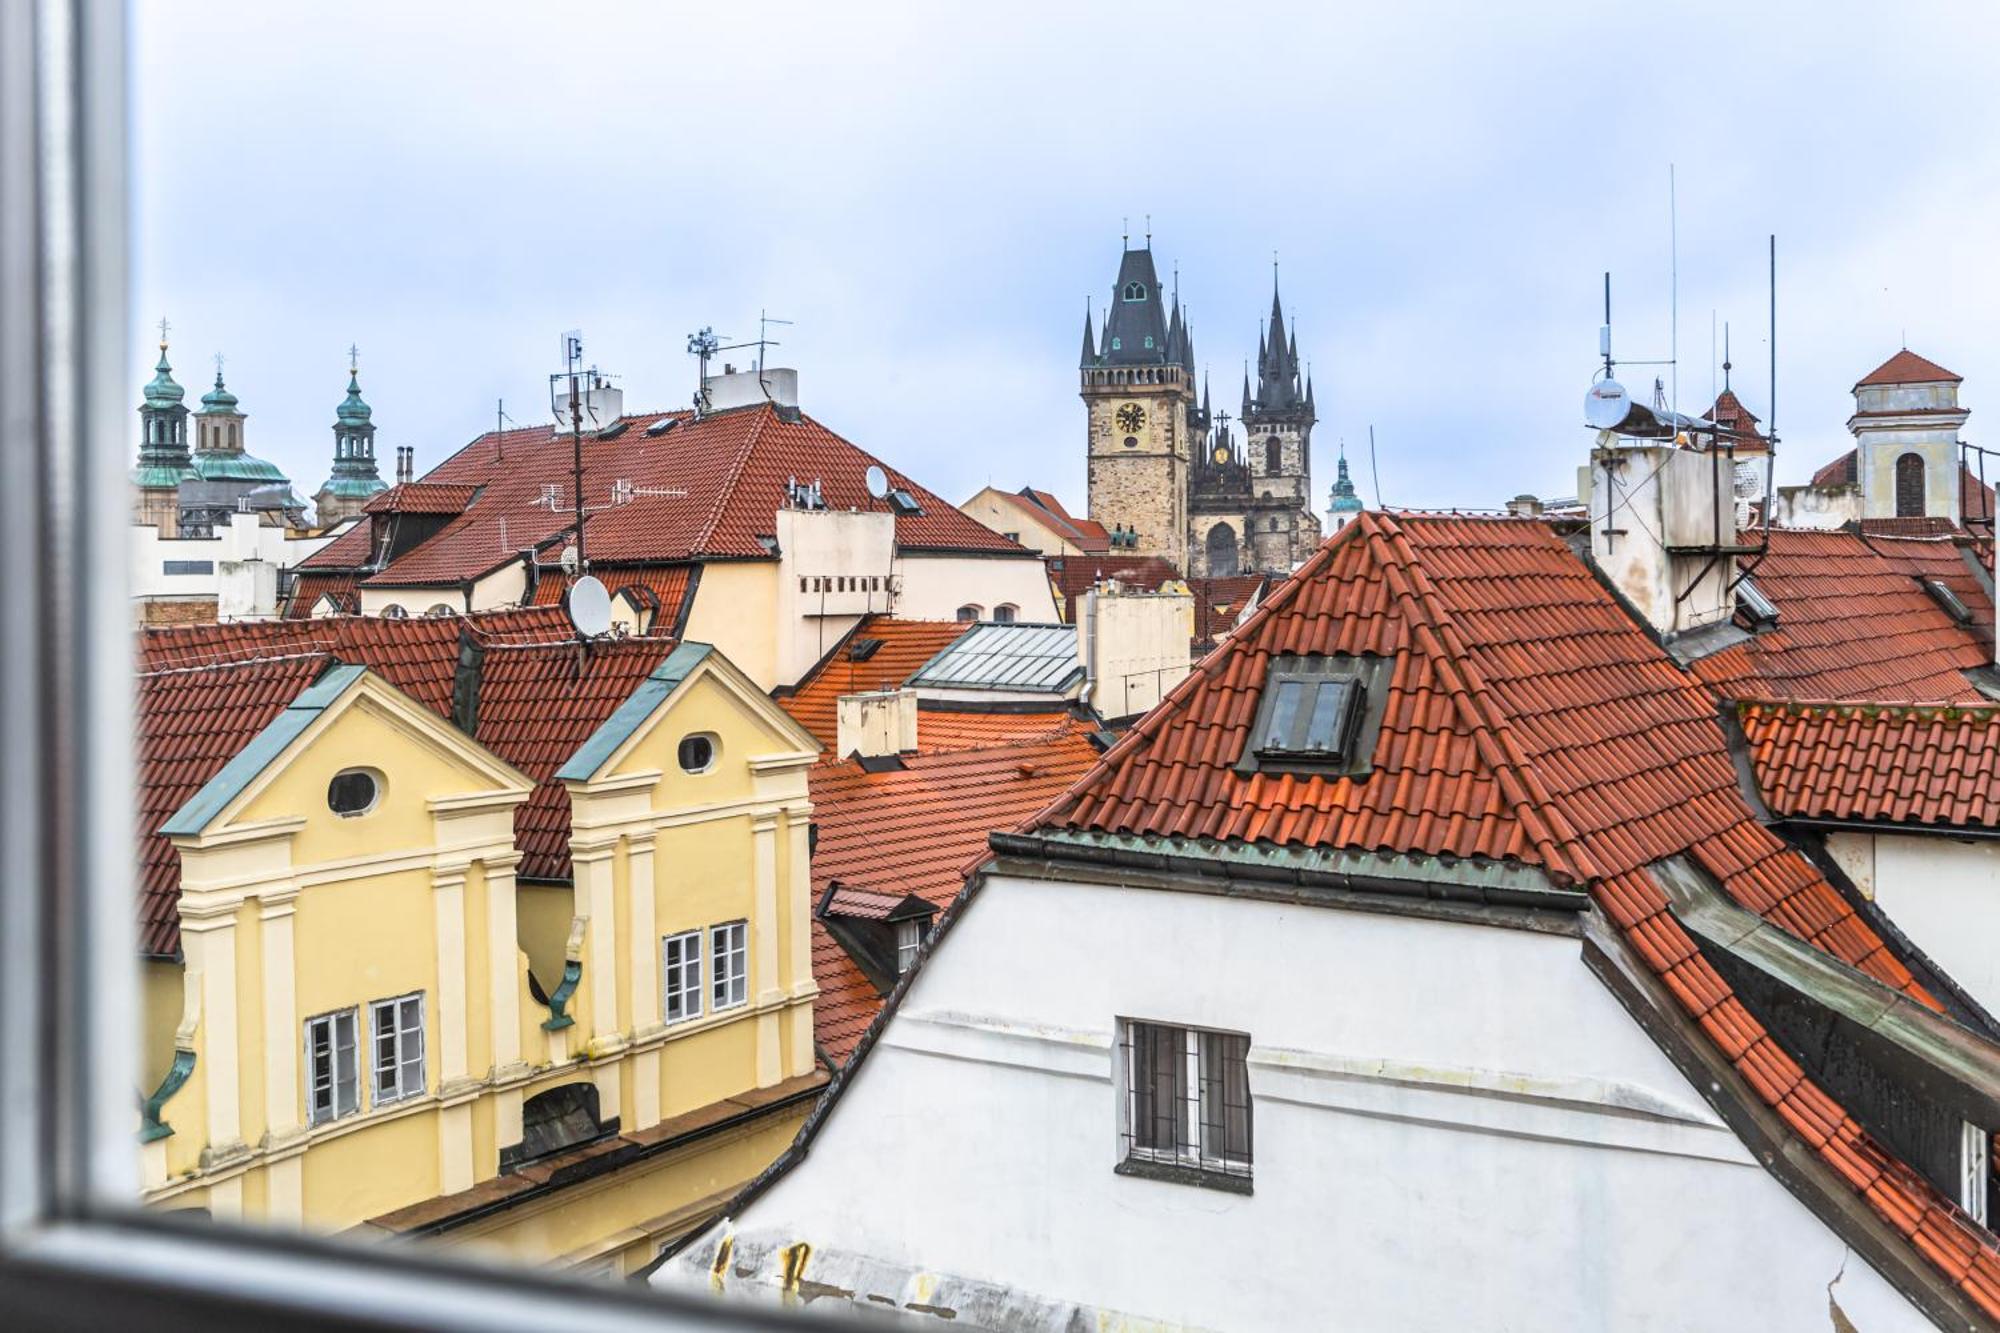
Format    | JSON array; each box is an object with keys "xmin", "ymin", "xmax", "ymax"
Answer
[
  {"xmin": 667, "ymin": 876, "xmax": 1929, "ymax": 1331},
  {"xmin": 1080, "ymin": 586, "xmax": 1192, "ymax": 720},
  {"xmin": 1849, "ymin": 832, "xmax": 2000, "ymax": 1016},
  {"xmin": 894, "ymin": 553, "xmax": 1057, "ymax": 624},
  {"xmin": 131, "ymin": 513, "xmax": 339, "ymax": 621}
]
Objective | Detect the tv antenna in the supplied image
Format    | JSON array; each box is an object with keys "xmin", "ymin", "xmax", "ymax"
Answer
[
  {"xmin": 548, "ymin": 330, "xmax": 589, "ymax": 570},
  {"xmin": 686, "ymin": 327, "xmax": 724, "ymax": 416},
  {"xmin": 754, "ymin": 310, "xmax": 792, "ymax": 373},
  {"xmin": 688, "ymin": 318, "xmax": 798, "ymax": 414}
]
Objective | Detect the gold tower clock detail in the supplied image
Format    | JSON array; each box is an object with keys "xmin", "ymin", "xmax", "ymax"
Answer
[{"xmin": 1115, "ymin": 403, "xmax": 1146, "ymax": 433}]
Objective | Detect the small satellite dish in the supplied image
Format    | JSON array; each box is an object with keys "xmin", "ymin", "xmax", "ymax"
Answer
[
  {"xmin": 1585, "ymin": 378, "xmax": 1631, "ymax": 431},
  {"xmin": 559, "ymin": 543, "xmax": 581, "ymax": 576},
  {"xmin": 864, "ymin": 464, "xmax": 890, "ymax": 500},
  {"xmin": 566, "ymin": 574, "xmax": 612, "ymax": 638}
]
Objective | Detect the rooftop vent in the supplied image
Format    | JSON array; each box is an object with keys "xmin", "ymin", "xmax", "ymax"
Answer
[
  {"xmin": 1923, "ymin": 577, "xmax": 1974, "ymax": 625},
  {"xmin": 784, "ymin": 476, "xmax": 827, "ymax": 511},
  {"xmin": 1736, "ymin": 576, "xmax": 1780, "ymax": 630}
]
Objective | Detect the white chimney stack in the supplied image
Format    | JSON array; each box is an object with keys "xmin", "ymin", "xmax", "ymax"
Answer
[
  {"xmin": 702, "ymin": 366, "xmax": 799, "ymax": 414},
  {"xmin": 553, "ymin": 370, "xmax": 624, "ymax": 431},
  {"xmin": 835, "ymin": 688, "xmax": 917, "ymax": 760},
  {"xmin": 1587, "ymin": 438, "xmax": 1737, "ymax": 639}
]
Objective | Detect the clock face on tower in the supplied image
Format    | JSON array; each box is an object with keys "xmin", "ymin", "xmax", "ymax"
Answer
[
  {"xmin": 1212, "ymin": 444, "xmax": 1231, "ymax": 464},
  {"xmin": 1115, "ymin": 403, "xmax": 1146, "ymax": 433}
]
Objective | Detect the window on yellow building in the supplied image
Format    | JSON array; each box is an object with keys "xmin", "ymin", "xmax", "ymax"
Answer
[
  {"xmin": 663, "ymin": 931, "xmax": 703, "ymax": 1022},
  {"xmin": 369, "ymin": 993, "xmax": 426, "ymax": 1106},
  {"xmin": 711, "ymin": 921, "xmax": 748, "ymax": 1010},
  {"xmin": 305, "ymin": 1009, "xmax": 359, "ymax": 1126}
]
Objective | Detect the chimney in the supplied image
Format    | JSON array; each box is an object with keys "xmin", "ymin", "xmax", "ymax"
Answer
[
  {"xmin": 1505, "ymin": 493, "xmax": 1542, "ymax": 518},
  {"xmin": 552, "ymin": 369, "xmax": 625, "ymax": 431},
  {"xmin": 1586, "ymin": 438, "xmax": 1737, "ymax": 639},
  {"xmin": 836, "ymin": 688, "xmax": 917, "ymax": 759},
  {"xmin": 701, "ymin": 366, "xmax": 800, "ymax": 414},
  {"xmin": 396, "ymin": 444, "xmax": 414, "ymax": 485}
]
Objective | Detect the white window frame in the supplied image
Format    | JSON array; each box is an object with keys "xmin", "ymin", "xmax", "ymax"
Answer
[
  {"xmin": 1963, "ymin": 1120, "xmax": 1990, "ymax": 1227},
  {"xmin": 710, "ymin": 920, "xmax": 748, "ymax": 1011},
  {"xmin": 303, "ymin": 1008, "xmax": 359, "ymax": 1127},
  {"xmin": 895, "ymin": 919, "xmax": 921, "ymax": 975},
  {"xmin": 662, "ymin": 930, "xmax": 703, "ymax": 1023},
  {"xmin": 367, "ymin": 992, "xmax": 426, "ymax": 1107},
  {"xmin": 1120, "ymin": 1019, "xmax": 1253, "ymax": 1176}
]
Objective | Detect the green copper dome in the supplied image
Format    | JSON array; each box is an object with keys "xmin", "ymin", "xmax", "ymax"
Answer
[
  {"xmin": 191, "ymin": 450, "xmax": 290, "ymax": 485},
  {"xmin": 320, "ymin": 475, "xmax": 388, "ymax": 500},
  {"xmin": 1329, "ymin": 450, "xmax": 1363, "ymax": 514},
  {"xmin": 199, "ymin": 368, "xmax": 239, "ymax": 415},
  {"xmin": 335, "ymin": 369, "xmax": 372, "ymax": 426},
  {"xmin": 142, "ymin": 344, "xmax": 185, "ymax": 409}
]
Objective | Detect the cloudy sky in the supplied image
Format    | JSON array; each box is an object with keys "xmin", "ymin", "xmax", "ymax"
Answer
[{"xmin": 135, "ymin": 1, "xmax": 2000, "ymax": 518}]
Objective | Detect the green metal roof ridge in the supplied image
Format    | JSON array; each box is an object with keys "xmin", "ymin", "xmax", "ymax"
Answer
[
  {"xmin": 161, "ymin": 663, "xmax": 367, "ymax": 837},
  {"xmin": 1015, "ymin": 827, "xmax": 1573, "ymax": 900},
  {"xmin": 555, "ymin": 642, "xmax": 713, "ymax": 783}
]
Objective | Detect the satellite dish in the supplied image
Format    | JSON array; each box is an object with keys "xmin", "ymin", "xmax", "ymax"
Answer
[
  {"xmin": 1584, "ymin": 378, "xmax": 1631, "ymax": 431},
  {"xmin": 864, "ymin": 464, "xmax": 889, "ymax": 500},
  {"xmin": 559, "ymin": 543, "xmax": 581, "ymax": 576},
  {"xmin": 566, "ymin": 574, "xmax": 612, "ymax": 638}
]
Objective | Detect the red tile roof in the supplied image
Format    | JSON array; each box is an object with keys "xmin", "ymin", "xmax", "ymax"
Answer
[
  {"xmin": 1187, "ymin": 573, "xmax": 1268, "ymax": 647},
  {"xmin": 361, "ymin": 482, "xmax": 480, "ymax": 516},
  {"xmin": 1856, "ymin": 348, "xmax": 1961, "ymax": 388},
  {"xmin": 286, "ymin": 571, "xmax": 360, "ymax": 618},
  {"xmin": 912, "ymin": 710, "xmax": 1082, "ymax": 752},
  {"xmin": 136, "ymin": 611, "xmax": 679, "ymax": 954},
  {"xmin": 1690, "ymin": 528, "xmax": 1989, "ymax": 703},
  {"xmin": 808, "ymin": 723, "xmax": 1099, "ymax": 1062},
  {"xmin": 528, "ymin": 564, "xmax": 695, "ymax": 635},
  {"xmin": 1006, "ymin": 488, "xmax": 1110, "ymax": 552},
  {"xmin": 821, "ymin": 884, "xmax": 913, "ymax": 921},
  {"xmin": 1738, "ymin": 699, "xmax": 2000, "ymax": 831},
  {"xmin": 1039, "ymin": 512, "xmax": 2000, "ymax": 1316},
  {"xmin": 138, "ymin": 653, "xmax": 333, "ymax": 957},
  {"xmin": 299, "ymin": 405, "xmax": 1021, "ymax": 591},
  {"xmin": 1702, "ymin": 388, "xmax": 1768, "ymax": 453},
  {"xmin": 1045, "ymin": 554, "xmax": 1182, "ymax": 621},
  {"xmin": 776, "ymin": 617, "xmax": 968, "ymax": 750}
]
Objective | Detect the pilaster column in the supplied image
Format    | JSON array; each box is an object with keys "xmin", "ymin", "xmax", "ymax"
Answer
[
  {"xmin": 431, "ymin": 865, "xmax": 470, "ymax": 1088},
  {"xmin": 574, "ymin": 839, "xmax": 622, "ymax": 1045},
  {"xmin": 179, "ymin": 904, "xmax": 243, "ymax": 1157},
  {"xmin": 784, "ymin": 807, "xmax": 818, "ymax": 1079},
  {"xmin": 752, "ymin": 813, "xmax": 782, "ymax": 1087},
  {"xmin": 484, "ymin": 852, "xmax": 524, "ymax": 1075},
  {"xmin": 627, "ymin": 833, "xmax": 662, "ymax": 1131}
]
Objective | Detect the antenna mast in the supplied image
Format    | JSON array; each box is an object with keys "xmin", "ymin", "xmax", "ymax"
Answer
[
  {"xmin": 686, "ymin": 327, "xmax": 721, "ymax": 416},
  {"xmin": 549, "ymin": 331, "xmax": 588, "ymax": 570}
]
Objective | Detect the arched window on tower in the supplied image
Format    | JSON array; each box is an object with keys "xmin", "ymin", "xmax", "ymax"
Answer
[
  {"xmin": 1895, "ymin": 452, "xmax": 1927, "ymax": 518},
  {"xmin": 1205, "ymin": 523, "xmax": 1241, "ymax": 578},
  {"xmin": 1265, "ymin": 437, "xmax": 1281, "ymax": 474},
  {"xmin": 1122, "ymin": 281, "xmax": 1147, "ymax": 302}
]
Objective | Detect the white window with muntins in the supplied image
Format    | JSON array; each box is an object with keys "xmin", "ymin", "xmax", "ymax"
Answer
[
  {"xmin": 304, "ymin": 1008, "xmax": 359, "ymax": 1127},
  {"xmin": 711, "ymin": 920, "xmax": 748, "ymax": 1010},
  {"xmin": 895, "ymin": 919, "xmax": 921, "ymax": 975},
  {"xmin": 1120, "ymin": 1019, "xmax": 1252, "ymax": 1186},
  {"xmin": 663, "ymin": 930, "xmax": 703, "ymax": 1023},
  {"xmin": 1963, "ymin": 1120, "xmax": 1989, "ymax": 1226},
  {"xmin": 368, "ymin": 992, "xmax": 426, "ymax": 1106}
]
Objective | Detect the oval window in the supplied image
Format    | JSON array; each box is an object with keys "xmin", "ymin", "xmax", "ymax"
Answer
[
  {"xmin": 677, "ymin": 734, "xmax": 717, "ymax": 774},
  {"xmin": 327, "ymin": 768, "xmax": 381, "ymax": 817}
]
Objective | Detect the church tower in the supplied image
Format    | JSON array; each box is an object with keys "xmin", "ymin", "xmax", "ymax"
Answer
[
  {"xmin": 1082, "ymin": 240, "xmax": 1195, "ymax": 570},
  {"xmin": 133, "ymin": 323, "xmax": 197, "ymax": 534},
  {"xmin": 314, "ymin": 348, "xmax": 388, "ymax": 526},
  {"xmin": 1846, "ymin": 349, "xmax": 1968, "ymax": 521},
  {"xmin": 1240, "ymin": 268, "xmax": 1320, "ymax": 570}
]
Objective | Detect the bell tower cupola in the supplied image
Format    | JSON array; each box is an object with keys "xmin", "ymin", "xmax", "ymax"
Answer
[{"xmin": 314, "ymin": 345, "xmax": 388, "ymax": 526}]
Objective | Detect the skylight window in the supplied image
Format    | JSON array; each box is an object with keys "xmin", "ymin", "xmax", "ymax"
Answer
[
  {"xmin": 887, "ymin": 488, "xmax": 923, "ymax": 516},
  {"xmin": 1736, "ymin": 576, "xmax": 1779, "ymax": 630},
  {"xmin": 645, "ymin": 416, "xmax": 678, "ymax": 437},
  {"xmin": 594, "ymin": 419, "xmax": 628, "ymax": 440},
  {"xmin": 848, "ymin": 637, "xmax": 884, "ymax": 663},
  {"xmin": 1923, "ymin": 577, "xmax": 1973, "ymax": 625},
  {"xmin": 1238, "ymin": 654, "xmax": 1388, "ymax": 776}
]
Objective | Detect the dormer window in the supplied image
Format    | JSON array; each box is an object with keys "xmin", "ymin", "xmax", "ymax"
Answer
[
  {"xmin": 1122, "ymin": 282, "xmax": 1147, "ymax": 302},
  {"xmin": 896, "ymin": 919, "xmax": 921, "ymax": 974},
  {"xmin": 1735, "ymin": 576, "xmax": 1779, "ymax": 630},
  {"xmin": 1237, "ymin": 654, "xmax": 1390, "ymax": 777},
  {"xmin": 1922, "ymin": 577, "xmax": 1973, "ymax": 624}
]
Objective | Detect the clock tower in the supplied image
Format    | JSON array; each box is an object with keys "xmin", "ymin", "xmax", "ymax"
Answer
[{"xmin": 1082, "ymin": 240, "xmax": 1195, "ymax": 570}]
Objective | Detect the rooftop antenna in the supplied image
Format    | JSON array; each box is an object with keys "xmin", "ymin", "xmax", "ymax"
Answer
[
  {"xmin": 1144, "ymin": 214, "xmax": 1151, "ymax": 247},
  {"xmin": 1600, "ymin": 272, "xmax": 1614, "ymax": 380},
  {"xmin": 1368, "ymin": 424, "xmax": 1383, "ymax": 508},
  {"xmin": 1723, "ymin": 323, "xmax": 1732, "ymax": 392},
  {"xmin": 1669, "ymin": 164, "xmax": 1679, "ymax": 438},
  {"xmin": 754, "ymin": 310, "xmax": 793, "ymax": 375},
  {"xmin": 687, "ymin": 326, "xmax": 722, "ymax": 416},
  {"xmin": 1121, "ymin": 217, "xmax": 1129, "ymax": 249},
  {"xmin": 1764, "ymin": 234, "xmax": 1778, "ymax": 535},
  {"xmin": 548, "ymin": 330, "xmax": 589, "ymax": 570}
]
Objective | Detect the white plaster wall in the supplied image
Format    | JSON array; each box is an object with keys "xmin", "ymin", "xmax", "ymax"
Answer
[
  {"xmin": 895, "ymin": 553, "xmax": 1057, "ymax": 624},
  {"xmin": 1589, "ymin": 443, "xmax": 1734, "ymax": 637},
  {"xmin": 776, "ymin": 508, "xmax": 898, "ymax": 686},
  {"xmin": 1871, "ymin": 834, "xmax": 2000, "ymax": 1015},
  {"xmin": 1081, "ymin": 588, "xmax": 1192, "ymax": 720},
  {"xmin": 1772, "ymin": 484, "xmax": 1860, "ymax": 531},
  {"xmin": 131, "ymin": 513, "xmax": 337, "ymax": 620},
  {"xmin": 674, "ymin": 876, "xmax": 1931, "ymax": 1331}
]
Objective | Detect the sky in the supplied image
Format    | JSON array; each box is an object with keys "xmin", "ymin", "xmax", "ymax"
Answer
[{"xmin": 134, "ymin": 1, "xmax": 2000, "ymax": 519}]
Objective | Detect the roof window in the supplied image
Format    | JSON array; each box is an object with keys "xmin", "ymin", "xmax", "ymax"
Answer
[
  {"xmin": 594, "ymin": 420, "xmax": 628, "ymax": 441},
  {"xmin": 1237, "ymin": 654, "xmax": 1390, "ymax": 777},
  {"xmin": 1735, "ymin": 576, "xmax": 1779, "ymax": 630},
  {"xmin": 848, "ymin": 637, "xmax": 884, "ymax": 663},
  {"xmin": 645, "ymin": 416, "xmax": 678, "ymax": 437},
  {"xmin": 1923, "ymin": 577, "xmax": 1973, "ymax": 624},
  {"xmin": 887, "ymin": 488, "xmax": 923, "ymax": 516}
]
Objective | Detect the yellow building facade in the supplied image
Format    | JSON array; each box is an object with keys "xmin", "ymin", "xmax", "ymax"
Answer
[{"xmin": 140, "ymin": 639, "xmax": 824, "ymax": 1275}]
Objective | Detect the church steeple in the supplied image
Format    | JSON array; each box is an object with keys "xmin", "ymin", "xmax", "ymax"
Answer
[
  {"xmin": 1079, "ymin": 300, "xmax": 1097, "ymax": 366},
  {"xmin": 136, "ymin": 322, "xmax": 196, "ymax": 483},
  {"xmin": 1250, "ymin": 264, "xmax": 1307, "ymax": 419},
  {"xmin": 314, "ymin": 346, "xmax": 388, "ymax": 525}
]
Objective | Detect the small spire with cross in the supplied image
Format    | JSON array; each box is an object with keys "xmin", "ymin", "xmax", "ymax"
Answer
[
  {"xmin": 347, "ymin": 343, "xmax": 359, "ymax": 374},
  {"xmin": 157, "ymin": 315, "xmax": 171, "ymax": 348},
  {"xmin": 213, "ymin": 351, "xmax": 225, "ymax": 379}
]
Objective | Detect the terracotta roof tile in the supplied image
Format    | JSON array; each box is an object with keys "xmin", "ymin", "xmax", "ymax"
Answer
[
  {"xmin": 301, "ymin": 405, "xmax": 1020, "ymax": 591},
  {"xmin": 1856, "ymin": 348, "xmax": 1962, "ymax": 388},
  {"xmin": 1045, "ymin": 554, "xmax": 1182, "ymax": 622},
  {"xmin": 1187, "ymin": 573, "xmax": 1268, "ymax": 647},
  {"xmin": 137, "ymin": 653, "xmax": 332, "ymax": 957},
  {"xmin": 361, "ymin": 482, "xmax": 480, "ymax": 516},
  {"xmin": 1004, "ymin": 488, "xmax": 1110, "ymax": 552},
  {"xmin": 776, "ymin": 617, "xmax": 968, "ymax": 750},
  {"xmin": 1692, "ymin": 528, "xmax": 1989, "ymax": 702},
  {"xmin": 807, "ymin": 724, "xmax": 1098, "ymax": 1062},
  {"xmin": 528, "ymin": 564, "xmax": 695, "ymax": 635},
  {"xmin": 1035, "ymin": 511, "xmax": 2000, "ymax": 1315},
  {"xmin": 1739, "ymin": 699, "xmax": 2000, "ymax": 831},
  {"xmin": 285, "ymin": 571, "xmax": 360, "ymax": 618}
]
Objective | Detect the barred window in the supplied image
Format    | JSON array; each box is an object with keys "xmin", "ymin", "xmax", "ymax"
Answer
[
  {"xmin": 663, "ymin": 930, "xmax": 702, "ymax": 1023},
  {"xmin": 711, "ymin": 920, "xmax": 748, "ymax": 1010},
  {"xmin": 1119, "ymin": 1020, "xmax": 1252, "ymax": 1190}
]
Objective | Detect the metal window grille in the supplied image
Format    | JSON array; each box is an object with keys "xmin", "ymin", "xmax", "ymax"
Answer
[
  {"xmin": 662, "ymin": 930, "xmax": 703, "ymax": 1023},
  {"xmin": 711, "ymin": 921, "xmax": 748, "ymax": 1010},
  {"xmin": 1121, "ymin": 1020, "xmax": 1252, "ymax": 1182},
  {"xmin": 368, "ymin": 993, "xmax": 426, "ymax": 1106},
  {"xmin": 895, "ymin": 920, "xmax": 921, "ymax": 975},
  {"xmin": 304, "ymin": 1009, "xmax": 359, "ymax": 1127}
]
